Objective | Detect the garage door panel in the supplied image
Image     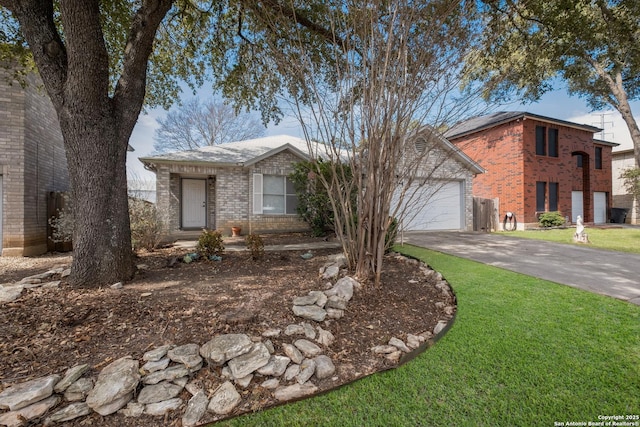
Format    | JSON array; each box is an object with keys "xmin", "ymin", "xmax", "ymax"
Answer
[{"xmin": 397, "ymin": 181, "xmax": 462, "ymax": 231}]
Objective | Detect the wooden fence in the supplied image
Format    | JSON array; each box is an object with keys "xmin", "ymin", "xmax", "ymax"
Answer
[{"xmin": 473, "ymin": 197, "xmax": 498, "ymax": 232}]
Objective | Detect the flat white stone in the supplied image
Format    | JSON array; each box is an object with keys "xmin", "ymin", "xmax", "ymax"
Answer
[
  {"xmin": 283, "ymin": 364, "xmax": 301, "ymax": 382},
  {"xmin": 45, "ymin": 402, "xmax": 92, "ymax": 424},
  {"xmin": 273, "ymin": 383, "xmax": 318, "ymax": 401},
  {"xmin": 200, "ymin": 334, "xmax": 253, "ymax": 365},
  {"xmin": 227, "ymin": 343, "xmax": 271, "ymax": 379},
  {"xmin": 389, "ymin": 337, "xmax": 411, "ymax": 353},
  {"xmin": 294, "ymin": 339, "xmax": 322, "ymax": 357},
  {"xmin": 261, "ymin": 378, "xmax": 280, "ymax": 389},
  {"xmin": 142, "ymin": 357, "xmax": 170, "ymax": 373},
  {"xmin": 0, "ymin": 395, "xmax": 58, "ymax": 426},
  {"xmin": 282, "ymin": 344, "xmax": 304, "ymax": 365},
  {"xmin": 207, "ymin": 381, "xmax": 241, "ymax": 415},
  {"xmin": 138, "ymin": 381, "xmax": 183, "ymax": 404},
  {"xmin": 64, "ymin": 378, "xmax": 94, "ymax": 402},
  {"xmin": 0, "ymin": 374, "xmax": 60, "ymax": 411},
  {"xmin": 296, "ymin": 359, "xmax": 316, "ymax": 384},
  {"xmin": 54, "ymin": 364, "xmax": 89, "ymax": 393},
  {"xmin": 143, "ymin": 345, "xmax": 173, "ymax": 362},
  {"xmin": 257, "ymin": 355, "xmax": 290, "ymax": 377},
  {"xmin": 143, "ymin": 364, "xmax": 190, "ymax": 385},
  {"xmin": 145, "ymin": 397, "xmax": 183, "ymax": 416},
  {"xmin": 182, "ymin": 391, "xmax": 209, "ymax": 427},
  {"xmin": 168, "ymin": 343, "xmax": 202, "ymax": 369},
  {"xmin": 86, "ymin": 356, "xmax": 139, "ymax": 415}
]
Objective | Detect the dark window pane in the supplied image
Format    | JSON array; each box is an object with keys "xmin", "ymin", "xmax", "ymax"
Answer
[
  {"xmin": 595, "ymin": 147, "xmax": 602, "ymax": 169},
  {"xmin": 536, "ymin": 181, "xmax": 546, "ymax": 211},
  {"xmin": 548, "ymin": 128, "xmax": 558, "ymax": 157},
  {"xmin": 536, "ymin": 126, "xmax": 546, "ymax": 155},
  {"xmin": 549, "ymin": 182, "xmax": 558, "ymax": 211},
  {"xmin": 577, "ymin": 154, "xmax": 583, "ymax": 168},
  {"xmin": 286, "ymin": 195, "xmax": 298, "ymax": 214}
]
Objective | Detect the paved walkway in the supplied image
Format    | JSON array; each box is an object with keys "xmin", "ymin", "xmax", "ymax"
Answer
[{"xmin": 400, "ymin": 231, "xmax": 640, "ymax": 305}]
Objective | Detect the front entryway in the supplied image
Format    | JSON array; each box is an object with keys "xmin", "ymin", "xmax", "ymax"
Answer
[
  {"xmin": 182, "ymin": 179, "xmax": 206, "ymax": 228},
  {"xmin": 571, "ymin": 191, "xmax": 583, "ymax": 223}
]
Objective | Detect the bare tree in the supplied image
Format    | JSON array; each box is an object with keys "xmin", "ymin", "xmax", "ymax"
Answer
[
  {"xmin": 259, "ymin": 0, "xmax": 486, "ymax": 287},
  {"xmin": 153, "ymin": 98, "xmax": 266, "ymax": 153}
]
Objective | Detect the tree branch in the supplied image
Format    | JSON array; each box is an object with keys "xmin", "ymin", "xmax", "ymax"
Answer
[
  {"xmin": 113, "ymin": 0, "xmax": 173, "ymax": 139},
  {"xmin": 1, "ymin": 0, "xmax": 67, "ymax": 108}
]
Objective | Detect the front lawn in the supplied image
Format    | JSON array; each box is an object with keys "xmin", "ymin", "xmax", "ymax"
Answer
[
  {"xmin": 503, "ymin": 227, "xmax": 640, "ymax": 254},
  {"xmin": 216, "ymin": 246, "xmax": 640, "ymax": 427}
]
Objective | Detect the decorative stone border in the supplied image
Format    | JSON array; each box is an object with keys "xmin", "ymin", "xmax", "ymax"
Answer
[{"xmin": 0, "ymin": 253, "xmax": 457, "ymax": 426}]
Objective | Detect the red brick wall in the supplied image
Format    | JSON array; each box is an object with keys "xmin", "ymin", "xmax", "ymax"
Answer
[{"xmin": 452, "ymin": 117, "xmax": 613, "ymax": 226}]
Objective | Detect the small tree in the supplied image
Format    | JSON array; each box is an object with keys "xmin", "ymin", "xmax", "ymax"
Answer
[
  {"xmin": 259, "ymin": 0, "xmax": 485, "ymax": 287},
  {"xmin": 621, "ymin": 168, "xmax": 640, "ymax": 200}
]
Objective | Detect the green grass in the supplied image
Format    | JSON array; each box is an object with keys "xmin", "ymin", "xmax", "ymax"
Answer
[
  {"xmin": 215, "ymin": 246, "xmax": 640, "ymax": 427},
  {"xmin": 504, "ymin": 227, "xmax": 640, "ymax": 254}
]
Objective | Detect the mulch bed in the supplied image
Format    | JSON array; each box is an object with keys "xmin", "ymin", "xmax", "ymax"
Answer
[{"xmin": 0, "ymin": 233, "xmax": 456, "ymax": 426}]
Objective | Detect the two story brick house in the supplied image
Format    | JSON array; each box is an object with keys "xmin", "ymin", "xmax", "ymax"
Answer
[
  {"xmin": 0, "ymin": 67, "xmax": 70, "ymax": 256},
  {"xmin": 445, "ymin": 112, "xmax": 617, "ymax": 229}
]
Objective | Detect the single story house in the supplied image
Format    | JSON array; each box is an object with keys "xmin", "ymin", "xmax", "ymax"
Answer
[
  {"xmin": 139, "ymin": 133, "xmax": 483, "ymax": 239},
  {"xmin": 0, "ymin": 67, "xmax": 70, "ymax": 256}
]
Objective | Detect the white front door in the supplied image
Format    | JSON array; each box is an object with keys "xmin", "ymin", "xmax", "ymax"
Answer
[
  {"xmin": 571, "ymin": 191, "xmax": 583, "ymax": 223},
  {"xmin": 594, "ymin": 192, "xmax": 607, "ymax": 224},
  {"xmin": 182, "ymin": 179, "xmax": 206, "ymax": 228}
]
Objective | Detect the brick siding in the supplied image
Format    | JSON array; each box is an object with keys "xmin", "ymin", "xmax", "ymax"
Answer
[
  {"xmin": 0, "ymin": 68, "xmax": 69, "ymax": 256},
  {"xmin": 451, "ymin": 117, "xmax": 614, "ymax": 228}
]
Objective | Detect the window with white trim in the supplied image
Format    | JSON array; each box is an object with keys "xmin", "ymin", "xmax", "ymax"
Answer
[{"xmin": 253, "ymin": 174, "xmax": 298, "ymax": 214}]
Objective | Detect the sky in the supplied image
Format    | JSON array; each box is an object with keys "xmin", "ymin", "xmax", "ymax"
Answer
[{"xmin": 126, "ymin": 86, "xmax": 639, "ymax": 186}]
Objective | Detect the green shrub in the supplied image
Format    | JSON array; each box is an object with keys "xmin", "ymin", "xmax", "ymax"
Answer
[
  {"xmin": 197, "ymin": 229, "xmax": 225, "ymax": 257},
  {"xmin": 538, "ymin": 211, "xmax": 565, "ymax": 228},
  {"xmin": 245, "ymin": 233, "xmax": 265, "ymax": 260}
]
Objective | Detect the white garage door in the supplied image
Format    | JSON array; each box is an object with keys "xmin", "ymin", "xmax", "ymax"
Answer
[
  {"xmin": 398, "ymin": 180, "xmax": 463, "ymax": 231},
  {"xmin": 593, "ymin": 192, "xmax": 607, "ymax": 224},
  {"xmin": 571, "ymin": 191, "xmax": 583, "ymax": 223}
]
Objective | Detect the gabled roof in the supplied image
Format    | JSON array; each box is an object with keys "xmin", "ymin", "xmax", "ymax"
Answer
[
  {"xmin": 413, "ymin": 125, "xmax": 485, "ymax": 175},
  {"xmin": 445, "ymin": 111, "xmax": 602, "ymax": 140},
  {"xmin": 139, "ymin": 135, "xmax": 326, "ymax": 169}
]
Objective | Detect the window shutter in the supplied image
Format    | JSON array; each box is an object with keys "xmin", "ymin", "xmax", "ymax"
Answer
[{"xmin": 253, "ymin": 174, "xmax": 263, "ymax": 214}]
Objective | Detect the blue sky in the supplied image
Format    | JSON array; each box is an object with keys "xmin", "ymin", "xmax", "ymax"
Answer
[{"xmin": 126, "ymin": 86, "xmax": 639, "ymax": 184}]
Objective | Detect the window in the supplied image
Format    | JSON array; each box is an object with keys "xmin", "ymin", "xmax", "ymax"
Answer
[
  {"xmin": 595, "ymin": 147, "xmax": 602, "ymax": 169},
  {"xmin": 254, "ymin": 174, "xmax": 297, "ymax": 215},
  {"xmin": 549, "ymin": 182, "xmax": 559, "ymax": 211},
  {"xmin": 548, "ymin": 128, "xmax": 558, "ymax": 157},
  {"xmin": 576, "ymin": 154, "xmax": 583, "ymax": 168},
  {"xmin": 536, "ymin": 181, "xmax": 546, "ymax": 212},
  {"xmin": 535, "ymin": 126, "xmax": 546, "ymax": 155}
]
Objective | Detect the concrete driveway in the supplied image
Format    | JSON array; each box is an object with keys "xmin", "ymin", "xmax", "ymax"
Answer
[{"xmin": 400, "ymin": 231, "xmax": 640, "ymax": 306}]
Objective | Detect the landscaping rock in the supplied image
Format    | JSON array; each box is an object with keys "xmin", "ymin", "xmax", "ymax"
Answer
[
  {"xmin": 294, "ymin": 339, "xmax": 322, "ymax": 357},
  {"xmin": 118, "ymin": 401, "xmax": 145, "ymax": 418},
  {"xmin": 143, "ymin": 345, "xmax": 173, "ymax": 362},
  {"xmin": 54, "ymin": 364, "xmax": 89, "ymax": 393},
  {"xmin": 283, "ymin": 364, "xmax": 301, "ymax": 382},
  {"xmin": 64, "ymin": 378, "xmax": 94, "ymax": 402},
  {"xmin": 46, "ymin": 402, "xmax": 92, "ymax": 424},
  {"xmin": 168, "ymin": 343, "xmax": 202, "ymax": 369},
  {"xmin": 143, "ymin": 364, "xmax": 190, "ymax": 385},
  {"xmin": 145, "ymin": 398, "xmax": 183, "ymax": 415},
  {"xmin": 314, "ymin": 355, "xmax": 336, "ymax": 380},
  {"xmin": 142, "ymin": 357, "xmax": 170, "ymax": 373},
  {"xmin": 389, "ymin": 337, "xmax": 410, "ymax": 353},
  {"xmin": 320, "ymin": 265, "xmax": 340, "ymax": 280},
  {"xmin": 261, "ymin": 328, "xmax": 281, "ymax": 338},
  {"xmin": 325, "ymin": 295, "xmax": 347, "ymax": 310},
  {"xmin": 386, "ymin": 351, "xmax": 402, "ymax": 363},
  {"xmin": 261, "ymin": 378, "xmax": 280, "ymax": 390},
  {"xmin": 227, "ymin": 342, "xmax": 271, "ymax": 379},
  {"xmin": 325, "ymin": 308, "xmax": 344, "ymax": 319},
  {"xmin": 200, "ymin": 334, "xmax": 253, "ymax": 366},
  {"xmin": 0, "ymin": 374, "xmax": 60, "ymax": 411},
  {"xmin": 293, "ymin": 294, "xmax": 318, "ymax": 306},
  {"xmin": 257, "ymin": 355, "xmax": 291, "ymax": 377},
  {"xmin": 0, "ymin": 285, "xmax": 24, "ymax": 304},
  {"xmin": 406, "ymin": 334, "xmax": 422, "ymax": 349},
  {"xmin": 292, "ymin": 305, "xmax": 326, "ymax": 322},
  {"xmin": 138, "ymin": 381, "xmax": 183, "ymax": 404},
  {"xmin": 234, "ymin": 375, "xmax": 253, "ymax": 388},
  {"xmin": 284, "ymin": 324, "xmax": 305, "ymax": 336},
  {"xmin": 316, "ymin": 327, "xmax": 335, "ymax": 347},
  {"xmin": 274, "ymin": 383, "xmax": 318, "ymax": 401},
  {"xmin": 182, "ymin": 391, "xmax": 209, "ymax": 427},
  {"xmin": 372, "ymin": 345, "xmax": 398, "ymax": 354},
  {"xmin": 86, "ymin": 356, "xmax": 139, "ymax": 416},
  {"xmin": 0, "ymin": 395, "xmax": 58, "ymax": 427},
  {"xmin": 296, "ymin": 359, "xmax": 316, "ymax": 384},
  {"xmin": 309, "ymin": 291, "xmax": 328, "ymax": 308},
  {"xmin": 207, "ymin": 381, "xmax": 241, "ymax": 415},
  {"xmin": 325, "ymin": 276, "xmax": 357, "ymax": 301},
  {"xmin": 433, "ymin": 320, "xmax": 448, "ymax": 335},
  {"xmin": 302, "ymin": 322, "xmax": 316, "ymax": 339}
]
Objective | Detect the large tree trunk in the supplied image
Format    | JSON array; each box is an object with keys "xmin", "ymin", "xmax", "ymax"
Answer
[
  {"xmin": 60, "ymin": 107, "xmax": 135, "ymax": 286},
  {"xmin": 1, "ymin": 0, "xmax": 172, "ymax": 286}
]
